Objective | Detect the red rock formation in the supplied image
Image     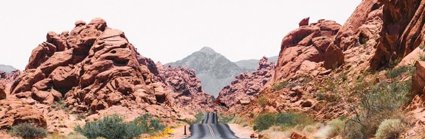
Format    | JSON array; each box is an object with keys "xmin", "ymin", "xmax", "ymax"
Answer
[
  {"xmin": 227, "ymin": 0, "xmax": 386, "ymax": 121},
  {"xmin": 217, "ymin": 57, "xmax": 274, "ymax": 108},
  {"xmin": 413, "ymin": 61, "xmax": 425, "ymax": 94},
  {"xmin": 158, "ymin": 65, "xmax": 214, "ymax": 113},
  {"xmin": 371, "ymin": 0, "xmax": 425, "ymax": 69},
  {"xmin": 1, "ymin": 18, "xmax": 214, "ymax": 132},
  {"xmin": 0, "ymin": 71, "xmax": 20, "ymax": 100},
  {"xmin": 0, "ymin": 99, "xmax": 47, "ymax": 129},
  {"xmin": 324, "ymin": 0, "xmax": 383, "ymax": 69},
  {"xmin": 274, "ymin": 20, "xmax": 341, "ymax": 82},
  {"xmin": 299, "ymin": 17, "xmax": 310, "ymax": 27},
  {"xmin": 10, "ymin": 18, "xmax": 158, "ymax": 113}
]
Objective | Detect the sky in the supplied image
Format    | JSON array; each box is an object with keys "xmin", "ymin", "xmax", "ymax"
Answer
[{"xmin": 0, "ymin": 0, "xmax": 360, "ymax": 70}]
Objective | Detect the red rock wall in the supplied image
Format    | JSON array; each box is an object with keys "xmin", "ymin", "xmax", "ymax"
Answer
[{"xmin": 371, "ymin": 0, "xmax": 425, "ymax": 69}]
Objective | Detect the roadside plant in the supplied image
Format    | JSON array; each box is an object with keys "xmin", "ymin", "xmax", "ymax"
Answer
[
  {"xmin": 10, "ymin": 123, "xmax": 47, "ymax": 139},
  {"xmin": 75, "ymin": 114, "xmax": 164, "ymax": 139},
  {"xmin": 375, "ymin": 119, "xmax": 406, "ymax": 139}
]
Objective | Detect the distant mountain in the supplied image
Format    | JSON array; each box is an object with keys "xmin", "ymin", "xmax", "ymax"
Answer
[
  {"xmin": 167, "ymin": 47, "xmax": 244, "ymax": 97},
  {"xmin": 0, "ymin": 64, "xmax": 17, "ymax": 73},
  {"xmin": 235, "ymin": 56, "xmax": 278, "ymax": 71},
  {"xmin": 167, "ymin": 47, "xmax": 278, "ymax": 97}
]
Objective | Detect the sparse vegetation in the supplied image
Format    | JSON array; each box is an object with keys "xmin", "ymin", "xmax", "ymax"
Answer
[
  {"xmin": 194, "ymin": 112, "xmax": 205, "ymax": 124},
  {"xmin": 218, "ymin": 114, "xmax": 234, "ymax": 123},
  {"xmin": 253, "ymin": 112, "xmax": 314, "ymax": 131},
  {"xmin": 75, "ymin": 114, "xmax": 164, "ymax": 139},
  {"xmin": 253, "ymin": 113, "xmax": 275, "ymax": 131},
  {"xmin": 272, "ymin": 81, "xmax": 289, "ymax": 91},
  {"xmin": 375, "ymin": 119, "xmax": 406, "ymax": 139},
  {"xmin": 343, "ymin": 71, "xmax": 412, "ymax": 138},
  {"xmin": 10, "ymin": 123, "xmax": 47, "ymax": 139},
  {"xmin": 386, "ymin": 66, "xmax": 413, "ymax": 78}
]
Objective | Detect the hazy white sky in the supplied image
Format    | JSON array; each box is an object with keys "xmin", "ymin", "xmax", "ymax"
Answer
[{"xmin": 0, "ymin": 0, "xmax": 360, "ymax": 70}]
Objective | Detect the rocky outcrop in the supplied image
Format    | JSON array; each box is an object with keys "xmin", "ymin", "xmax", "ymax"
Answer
[
  {"xmin": 0, "ymin": 71, "xmax": 20, "ymax": 100},
  {"xmin": 10, "ymin": 18, "xmax": 159, "ymax": 113},
  {"xmin": 371, "ymin": 0, "xmax": 425, "ymax": 69},
  {"xmin": 413, "ymin": 61, "xmax": 425, "ymax": 95},
  {"xmin": 158, "ymin": 65, "xmax": 214, "ymax": 111},
  {"xmin": 3, "ymin": 19, "xmax": 214, "ymax": 130},
  {"xmin": 325, "ymin": 0, "xmax": 383, "ymax": 69},
  {"xmin": 227, "ymin": 0, "xmax": 386, "ymax": 121},
  {"xmin": 0, "ymin": 99, "xmax": 47, "ymax": 129},
  {"xmin": 217, "ymin": 57, "xmax": 274, "ymax": 108},
  {"xmin": 274, "ymin": 19, "xmax": 341, "ymax": 82}
]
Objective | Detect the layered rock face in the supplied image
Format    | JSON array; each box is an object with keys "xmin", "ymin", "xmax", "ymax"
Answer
[{"xmin": 217, "ymin": 57, "xmax": 274, "ymax": 108}]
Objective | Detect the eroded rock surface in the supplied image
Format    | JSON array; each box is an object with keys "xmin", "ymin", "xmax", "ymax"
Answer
[
  {"xmin": 274, "ymin": 19, "xmax": 341, "ymax": 82},
  {"xmin": 217, "ymin": 57, "xmax": 274, "ymax": 108},
  {"xmin": 0, "ymin": 18, "xmax": 214, "ymax": 131}
]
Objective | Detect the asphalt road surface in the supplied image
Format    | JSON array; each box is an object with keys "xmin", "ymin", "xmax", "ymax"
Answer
[{"xmin": 188, "ymin": 112, "xmax": 239, "ymax": 139}]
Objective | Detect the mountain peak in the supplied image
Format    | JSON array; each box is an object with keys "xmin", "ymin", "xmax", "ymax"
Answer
[{"xmin": 199, "ymin": 47, "xmax": 216, "ymax": 54}]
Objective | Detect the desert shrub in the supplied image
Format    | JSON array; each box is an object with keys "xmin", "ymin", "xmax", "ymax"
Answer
[
  {"xmin": 344, "ymin": 79, "xmax": 411, "ymax": 139},
  {"xmin": 219, "ymin": 114, "xmax": 234, "ymax": 123},
  {"xmin": 253, "ymin": 113, "xmax": 276, "ymax": 131},
  {"xmin": 386, "ymin": 66, "xmax": 413, "ymax": 78},
  {"xmin": 327, "ymin": 118, "xmax": 345, "ymax": 135},
  {"xmin": 272, "ymin": 81, "xmax": 289, "ymax": 91},
  {"xmin": 275, "ymin": 113, "xmax": 297, "ymax": 127},
  {"xmin": 254, "ymin": 112, "xmax": 314, "ymax": 131},
  {"xmin": 194, "ymin": 112, "xmax": 205, "ymax": 124},
  {"xmin": 375, "ymin": 119, "xmax": 406, "ymax": 139},
  {"xmin": 281, "ymin": 113, "xmax": 314, "ymax": 128},
  {"xmin": 10, "ymin": 123, "xmax": 47, "ymax": 139},
  {"xmin": 132, "ymin": 114, "xmax": 164, "ymax": 133},
  {"xmin": 76, "ymin": 114, "xmax": 164, "ymax": 139},
  {"xmin": 343, "ymin": 121, "xmax": 365, "ymax": 139}
]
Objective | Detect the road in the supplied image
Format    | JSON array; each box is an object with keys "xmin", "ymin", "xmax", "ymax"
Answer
[{"xmin": 188, "ymin": 112, "xmax": 239, "ymax": 139}]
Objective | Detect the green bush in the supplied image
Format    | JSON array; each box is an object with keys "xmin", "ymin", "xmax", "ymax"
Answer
[
  {"xmin": 131, "ymin": 114, "xmax": 164, "ymax": 133},
  {"xmin": 275, "ymin": 113, "xmax": 299, "ymax": 127},
  {"xmin": 10, "ymin": 123, "xmax": 47, "ymax": 139},
  {"xmin": 75, "ymin": 114, "xmax": 164, "ymax": 139},
  {"xmin": 253, "ymin": 113, "xmax": 276, "ymax": 131},
  {"xmin": 375, "ymin": 119, "xmax": 406, "ymax": 139}
]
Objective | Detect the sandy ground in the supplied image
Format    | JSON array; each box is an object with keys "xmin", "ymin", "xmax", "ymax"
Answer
[{"xmin": 165, "ymin": 125, "xmax": 191, "ymax": 139}]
